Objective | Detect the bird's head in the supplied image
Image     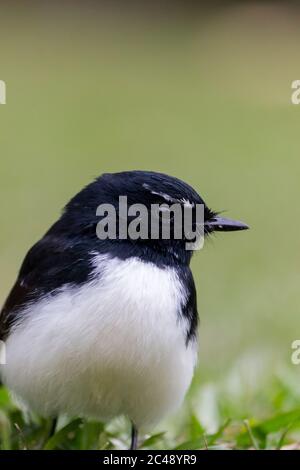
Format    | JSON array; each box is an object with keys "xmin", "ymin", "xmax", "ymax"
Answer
[{"xmin": 54, "ymin": 170, "xmax": 248, "ymax": 265}]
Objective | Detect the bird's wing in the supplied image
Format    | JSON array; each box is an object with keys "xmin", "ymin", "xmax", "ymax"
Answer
[
  {"xmin": 180, "ymin": 267, "xmax": 198, "ymax": 344},
  {"xmin": 0, "ymin": 235, "xmax": 93, "ymax": 341}
]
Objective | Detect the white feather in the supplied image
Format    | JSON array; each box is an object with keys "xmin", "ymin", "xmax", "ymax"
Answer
[{"xmin": 1, "ymin": 255, "xmax": 197, "ymax": 429}]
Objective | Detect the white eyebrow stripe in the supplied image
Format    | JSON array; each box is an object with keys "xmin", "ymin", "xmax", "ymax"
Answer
[
  {"xmin": 142, "ymin": 184, "xmax": 194, "ymax": 208},
  {"xmin": 142, "ymin": 184, "xmax": 179, "ymax": 204},
  {"xmin": 180, "ymin": 198, "xmax": 194, "ymax": 208}
]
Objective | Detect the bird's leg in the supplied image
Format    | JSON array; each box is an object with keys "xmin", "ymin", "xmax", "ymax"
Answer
[
  {"xmin": 130, "ymin": 422, "xmax": 138, "ymax": 450},
  {"xmin": 41, "ymin": 417, "xmax": 57, "ymax": 449},
  {"xmin": 49, "ymin": 417, "xmax": 58, "ymax": 439}
]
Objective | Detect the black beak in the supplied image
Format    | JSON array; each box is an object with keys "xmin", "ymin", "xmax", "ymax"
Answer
[{"xmin": 205, "ymin": 216, "xmax": 249, "ymax": 232}]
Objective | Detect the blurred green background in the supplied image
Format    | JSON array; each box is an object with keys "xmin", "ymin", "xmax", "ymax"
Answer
[{"xmin": 0, "ymin": 2, "xmax": 300, "ymax": 448}]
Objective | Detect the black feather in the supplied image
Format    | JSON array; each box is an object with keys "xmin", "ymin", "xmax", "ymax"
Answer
[{"xmin": 0, "ymin": 171, "xmax": 210, "ymax": 342}]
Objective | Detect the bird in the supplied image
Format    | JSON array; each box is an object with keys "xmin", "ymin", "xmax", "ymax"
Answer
[{"xmin": 0, "ymin": 170, "xmax": 248, "ymax": 450}]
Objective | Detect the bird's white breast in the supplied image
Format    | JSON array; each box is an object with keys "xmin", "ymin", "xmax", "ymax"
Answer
[{"xmin": 1, "ymin": 255, "xmax": 197, "ymax": 428}]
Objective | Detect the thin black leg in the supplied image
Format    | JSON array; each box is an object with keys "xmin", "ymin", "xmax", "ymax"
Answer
[
  {"xmin": 49, "ymin": 417, "xmax": 58, "ymax": 439},
  {"xmin": 130, "ymin": 423, "xmax": 138, "ymax": 450},
  {"xmin": 42, "ymin": 417, "xmax": 57, "ymax": 448}
]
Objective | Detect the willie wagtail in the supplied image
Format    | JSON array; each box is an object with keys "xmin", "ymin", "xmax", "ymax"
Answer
[{"xmin": 0, "ymin": 171, "xmax": 248, "ymax": 449}]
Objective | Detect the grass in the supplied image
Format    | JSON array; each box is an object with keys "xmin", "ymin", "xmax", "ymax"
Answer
[
  {"xmin": 2, "ymin": 365, "xmax": 300, "ymax": 450},
  {"xmin": 1, "ymin": 4, "xmax": 300, "ymax": 450}
]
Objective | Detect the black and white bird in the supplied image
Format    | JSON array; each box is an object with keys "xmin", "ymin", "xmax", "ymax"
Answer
[{"xmin": 0, "ymin": 171, "xmax": 248, "ymax": 449}]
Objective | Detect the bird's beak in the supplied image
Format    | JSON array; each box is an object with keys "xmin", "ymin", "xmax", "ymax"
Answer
[{"xmin": 205, "ymin": 216, "xmax": 249, "ymax": 232}]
